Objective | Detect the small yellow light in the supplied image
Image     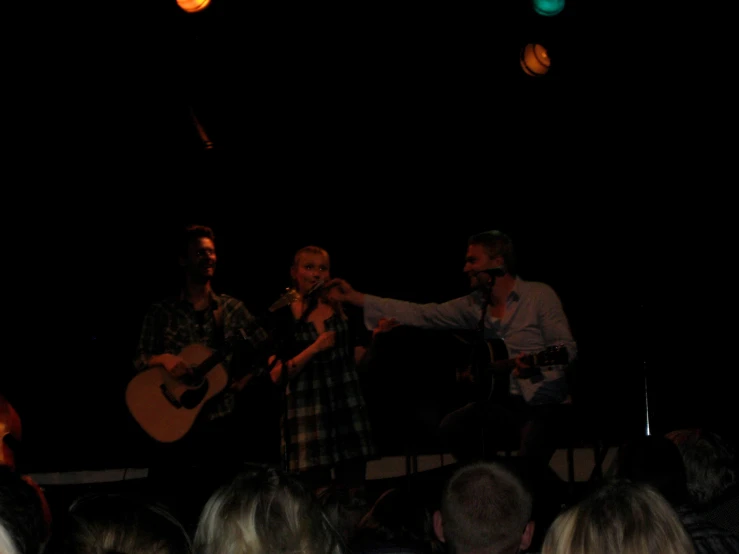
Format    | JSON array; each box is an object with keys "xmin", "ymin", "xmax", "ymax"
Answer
[
  {"xmin": 177, "ymin": 0, "xmax": 210, "ymax": 13},
  {"xmin": 520, "ymin": 43, "xmax": 551, "ymax": 77}
]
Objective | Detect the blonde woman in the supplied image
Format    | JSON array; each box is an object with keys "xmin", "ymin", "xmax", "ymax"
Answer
[
  {"xmin": 541, "ymin": 479, "xmax": 695, "ymax": 554},
  {"xmin": 267, "ymin": 246, "xmax": 396, "ymax": 494}
]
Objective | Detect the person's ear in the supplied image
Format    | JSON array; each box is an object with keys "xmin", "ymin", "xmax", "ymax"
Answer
[
  {"xmin": 520, "ymin": 520, "xmax": 535, "ymax": 551},
  {"xmin": 433, "ymin": 510, "xmax": 445, "ymax": 543}
]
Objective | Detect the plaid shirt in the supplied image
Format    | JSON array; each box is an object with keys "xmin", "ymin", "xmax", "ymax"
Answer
[
  {"xmin": 134, "ymin": 289, "xmax": 269, "ymax": 421},
  {"xmin": 272, "ymin": 307, "xmax": 376, "ymax": 472}
]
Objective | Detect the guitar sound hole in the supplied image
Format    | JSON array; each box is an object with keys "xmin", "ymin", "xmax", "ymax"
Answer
[
  {"xmin": 180, "ymin": 373, "xmax": 205, "ymax": 388},
  {"xmin": 180, "ymin": 381, "xmax": 209, "ymax": 409}
]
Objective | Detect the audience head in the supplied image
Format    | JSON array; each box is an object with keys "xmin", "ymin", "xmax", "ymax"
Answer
[
  {"xmin": 56, "ymin": 491, "xmax": 191, "ymax": 554},
  {"xmin": 315, "ymin": 485, "xmax": 366, "ymax": 546},
  {"xmin": 665, "ymin": 428, "xmax": 738, "ymax": 508},
  {"xmin": 541, "ymin": 479, "xmax": 695, "ymax": 554},
  {"xmin": 193, "ymin": 464, "xmax": 344, "ymax": 554},
  {"xmin": 434, "ymin": 461, "xmax": 534, "ymax": 554},
  {"xmin": 0, "ymin": 466, "xmax": 49, "ymax": 554}
]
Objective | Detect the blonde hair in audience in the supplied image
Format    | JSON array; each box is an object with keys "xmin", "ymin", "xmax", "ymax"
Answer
[
  {"xmin": 194, "ymin": 465, "xmax": 343, "ymax": 554},
  {"xmin": 0, "ymin": 524, "xmax": 19, "ymax": 554},
  {"xmin": 541, "ymin": 479, "xmax": 695, "ymax": 554}
]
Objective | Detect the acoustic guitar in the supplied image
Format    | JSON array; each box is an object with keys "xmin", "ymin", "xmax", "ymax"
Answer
[
  {"xmin": 455, "ymin": 337, "xmax": 570, "ymax": 404},
  {"xmin": 126, "ymin": 287, "xmax": 304, "ymax": 443},
  {"xmin": 125, "ymin": 329, "xmax": 256, "ymax": 443}
]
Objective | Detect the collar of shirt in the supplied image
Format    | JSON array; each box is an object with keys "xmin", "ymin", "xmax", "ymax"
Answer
[{"xmin": 178, "ymin": 288, "xmax": 221, "ymax": 311}]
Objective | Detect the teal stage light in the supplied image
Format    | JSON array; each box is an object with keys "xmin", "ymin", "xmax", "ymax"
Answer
[{"xmin": 533, "ymin": 0, "xmax": 565, "ymax": 16}]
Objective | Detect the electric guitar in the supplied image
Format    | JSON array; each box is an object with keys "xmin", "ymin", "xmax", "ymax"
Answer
[{"xmin": 455, "ymin": 337, "xmax": 570, "ymax": 404}]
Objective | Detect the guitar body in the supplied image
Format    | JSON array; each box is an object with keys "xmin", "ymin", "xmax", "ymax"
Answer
[
  {"xmin": 456, "ymin": 336, "xmax": 569, "ymax": 404},
  {"xmin": 125, "ymin": 343, "xmax": 229, "ymax": 443},
  {"xmin": 473, "ymin": 338, "xmax": 512, "ymax": 403}
]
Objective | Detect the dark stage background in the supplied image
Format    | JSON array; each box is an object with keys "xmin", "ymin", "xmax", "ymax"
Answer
[
  {"xmin": 5, "ymin": 1, "xmax": 734, "ymax": 472},
  {"xmin": 6, "ymin": 214, "xmax": 716, "ymax": 474}
]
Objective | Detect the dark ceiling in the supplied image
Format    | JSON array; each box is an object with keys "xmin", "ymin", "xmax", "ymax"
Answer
[{"xmin": 49, "ymin": 0, "xmax": 591, "ymax": 163}]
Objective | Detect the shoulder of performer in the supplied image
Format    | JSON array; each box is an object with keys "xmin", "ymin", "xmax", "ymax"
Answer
[
  {"xmin": 518, "ymin": 279, "xmax": 561, "ymax": 300},
  {"xmin": 214, "ymin": 292, "xmax": 237, "ymax": 303},
  {"xmin": 214, "ymin": 293, "xmax": 250, "ymax": 311}
]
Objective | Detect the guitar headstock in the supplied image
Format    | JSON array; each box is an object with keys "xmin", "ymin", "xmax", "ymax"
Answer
[{"xmin": 268, "ymin": 288, "xmax": 300, "ymax": 312}]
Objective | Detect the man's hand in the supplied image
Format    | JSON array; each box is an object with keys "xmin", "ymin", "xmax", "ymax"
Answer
[
  {"xmin": 373, "ymin": 317, "xmax": 400, "ymax": 338},
  {"xmin": 513, "ymin": 353, "xmax": 543, "ymax": 380},
  {"xmin": 151, "ymin": 353, "xmax": 191, "ymax": 378},
  {"xmin": 512, "ymin": 352, "xmax": 529, "ymax": 377},
  {"xmin": 325, "ymin": 278, "xmax": 365, "ymax": 306}
]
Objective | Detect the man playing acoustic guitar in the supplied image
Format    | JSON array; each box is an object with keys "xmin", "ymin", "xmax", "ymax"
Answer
[
  {"xmin": 326, "ymin": 230, "xmax": 578, "ymax": 473},
  {"xmin": 131, "ymin": 224, "xmax": 274, "ymax": 490}
]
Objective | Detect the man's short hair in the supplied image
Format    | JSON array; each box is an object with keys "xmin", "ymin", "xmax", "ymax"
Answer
[
  {"xmin": 468, "ymin": 230, "xmax": 517, "ymax": 276},
  {"xmin": 180, "ymin": 224, "xmax": 215, "ymax": 257},
  {"xmin": 440, "ymin": 461, "xmax": 532, "ymax": 554}
]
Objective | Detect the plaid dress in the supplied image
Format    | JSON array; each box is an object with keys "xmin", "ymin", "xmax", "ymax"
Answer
[{"xmin": 275, "ymin": 308, "xmax": 376, "ymax": 472}]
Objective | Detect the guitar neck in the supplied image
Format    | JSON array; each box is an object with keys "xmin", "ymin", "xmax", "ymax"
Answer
[{"xmin": 488, "ymin": 350, "xmax": 556, "ymax": 373}]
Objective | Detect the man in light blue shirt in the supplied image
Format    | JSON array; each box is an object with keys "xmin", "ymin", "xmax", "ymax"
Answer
[{"xmin": 327, "ymin": 230, "xmax": 577, "ymax": 470}]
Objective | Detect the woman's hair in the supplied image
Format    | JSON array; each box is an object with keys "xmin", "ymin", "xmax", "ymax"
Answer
[
  {"xmin": 56, "ymin": 492, "xmax": 192, "ymax": 554},
  {"xmin": 193, "ymin": 464, "xmax": 344, "ymax": 554},
  {"xmin": 541, "ymin": 479, "xmax": 695, "ymax": 554},
  {"xmin": 0, "ymin": 466, "xmax": 49, "ymax": 554},
  {"xmin": 291, "ymin": 245, "xmax": 346, "ymax": 320}
]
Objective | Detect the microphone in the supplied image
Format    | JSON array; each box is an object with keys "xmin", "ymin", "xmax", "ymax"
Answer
[
  {"xmin": 476, "ymin": 267, "xmax": 505, "ymax": 288},
  {"xmin": 306, "ymin": 278, "xmax": 325, "ymax": 297}
]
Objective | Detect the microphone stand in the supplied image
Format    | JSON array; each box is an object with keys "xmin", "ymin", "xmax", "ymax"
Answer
[
  {"xmin": 269, "ymin": 285, "xmax": 323, "ymax": 474},
  {"xmin": 477, "ymin": 280, "xmax": 492, "ymax": 460},
  {"xmin": 262, "ymin": 296, "xmax": 295, "ymax": 474},
  {"xmin": 276, "ymin": 291, "xmax": 320, "ymax": 475},
  {"xmin": 278, "ymin": 354, "xmax": 291, "ymax": 473}
]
